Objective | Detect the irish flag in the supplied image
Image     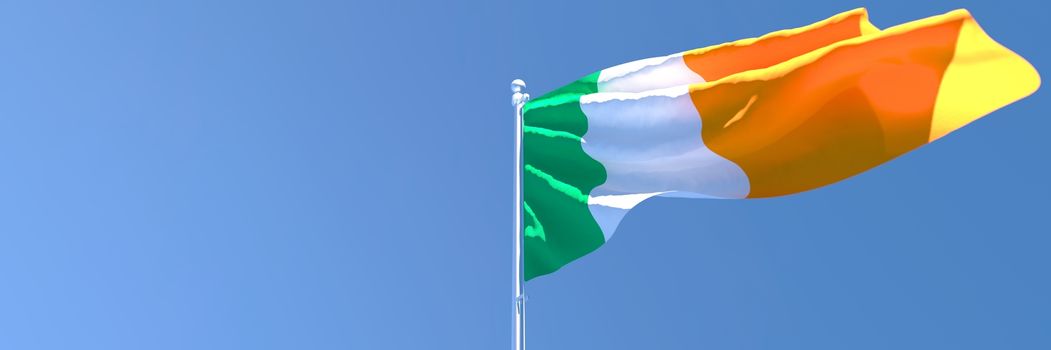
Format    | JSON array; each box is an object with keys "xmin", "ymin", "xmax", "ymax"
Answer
[{"xmin": 522, "ymin": 8, "xmax": 1040, "ymax": 280}]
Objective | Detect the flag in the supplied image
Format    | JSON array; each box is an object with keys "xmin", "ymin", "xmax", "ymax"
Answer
[{"xmin": 522, "ymin": 9, "xmax": 1040, "ymax": 280}]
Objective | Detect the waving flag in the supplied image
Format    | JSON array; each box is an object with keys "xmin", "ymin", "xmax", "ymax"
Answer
[{"xmin": 522, "ymin": 9, "xmax": 1040, "ymax": 280}]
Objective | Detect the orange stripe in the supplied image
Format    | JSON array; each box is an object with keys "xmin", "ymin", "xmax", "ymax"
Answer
[
  {"xmin": 683, "ymin": 8, "xmax": 879, "ymax": 81},
  {"xmin": 689, "ymin": 12, "xmax": 968, "ymax": 198}
]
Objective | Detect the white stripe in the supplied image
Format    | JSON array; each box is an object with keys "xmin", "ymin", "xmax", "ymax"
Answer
[
  {"xmin": 580, "ymin": 86, "xmax": 750, "ymax": 240},
  {"xmin": 597, "ymin": 54, "xmax": 705, "ymax": 93}
]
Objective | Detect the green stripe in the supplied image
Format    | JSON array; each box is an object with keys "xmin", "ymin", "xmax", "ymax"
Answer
[{"xmin": 522, "ymin": 72, "xmax": 608, "ymax": 281}]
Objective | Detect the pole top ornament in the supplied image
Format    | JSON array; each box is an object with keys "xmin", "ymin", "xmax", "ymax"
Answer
[
  {"xmin": 511, "ymin": 79, "xmax": 526, "ymax": 93},
  {"xmin": 511, "ymin": 79, "xmax": 529, "ymax": 108}
]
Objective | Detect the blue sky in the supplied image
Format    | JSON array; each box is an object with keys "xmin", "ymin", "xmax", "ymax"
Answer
[{"xmin": 0, "ymin": 0, "xmax": 1047, "ymax": 349}]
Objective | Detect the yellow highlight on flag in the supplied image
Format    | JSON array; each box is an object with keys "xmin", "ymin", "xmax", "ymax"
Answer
[{"xmin": 931, "ymin": 12, "xmax": 1042, "ymax": 141}]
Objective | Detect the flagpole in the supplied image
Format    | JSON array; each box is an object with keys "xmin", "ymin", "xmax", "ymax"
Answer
[{"xmin": 511, "ymin": 79, "xmax": 529, "ymax": 350}]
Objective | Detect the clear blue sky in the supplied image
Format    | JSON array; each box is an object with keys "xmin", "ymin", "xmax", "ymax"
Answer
[{"xmin": 0, "ymin": 1, "xmax": 1047, "ymax": 349}]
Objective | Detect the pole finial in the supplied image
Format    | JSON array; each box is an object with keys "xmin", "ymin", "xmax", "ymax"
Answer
[
  {"xmin": 511, "ymin": 79, "xmax": 526, "ymax": 93},
  {"xmin": 512, "ymin": 79, "xmax": 529, "ymax": 108}
]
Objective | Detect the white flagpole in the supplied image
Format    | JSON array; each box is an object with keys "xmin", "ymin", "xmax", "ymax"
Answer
[{"xmin": 511, "ymin": 79, "xmax": 529, "ymax": 350}]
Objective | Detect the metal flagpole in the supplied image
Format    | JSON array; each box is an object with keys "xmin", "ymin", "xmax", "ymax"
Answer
[{"xmin": 511, "ymin": 79, "xmax": 529, "ymax": 350}]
